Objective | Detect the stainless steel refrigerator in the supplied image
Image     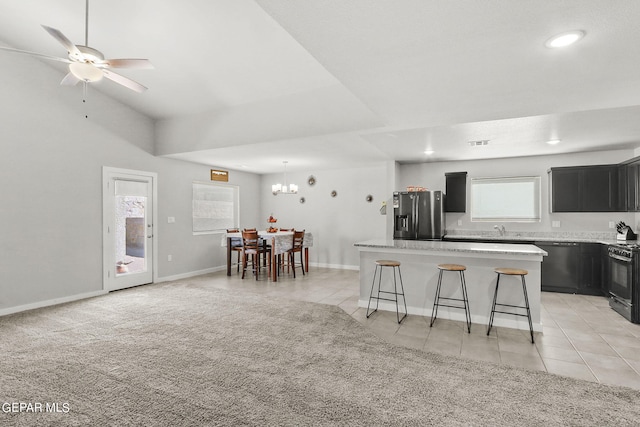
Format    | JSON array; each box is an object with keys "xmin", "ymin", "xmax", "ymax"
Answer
[{"xmin": 393, "ymin": 191, "xmax": 445, "ymax": 240}]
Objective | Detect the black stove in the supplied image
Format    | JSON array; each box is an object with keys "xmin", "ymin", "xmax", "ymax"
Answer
[{"xmin": 608, "ymin": 242, "xmax": 640, "ymax": 323}]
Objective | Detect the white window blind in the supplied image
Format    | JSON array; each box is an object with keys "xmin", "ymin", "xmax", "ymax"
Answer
[
  {"xmin": 471, "ymin": 176, "xmax": 541, "ymax": 222},
  {"xmin": 192, "ymin": 182, "xmax": 239, "ymax": 234}
]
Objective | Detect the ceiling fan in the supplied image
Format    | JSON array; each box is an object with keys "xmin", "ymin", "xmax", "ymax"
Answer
[{"xmin": 0, "ymin": 0, "xmax": 152, "ymax": 92}]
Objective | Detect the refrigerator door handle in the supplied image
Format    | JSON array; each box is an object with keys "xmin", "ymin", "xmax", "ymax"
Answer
[{"xmin": 413, "ymin": 196, "xmax": 418, "ymax": 239}]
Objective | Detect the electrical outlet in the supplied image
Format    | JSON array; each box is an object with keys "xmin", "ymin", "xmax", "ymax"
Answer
[
  {"xmin": 168, "ymin": 217, "xmax": 175, "ymax": 223},
  {"xmin": 457, "ymin": 220, "xmax": 462, "ymax": 226},
  {"xmin": 552, "ymin": 221, "xmax": 561, "ymax": 228},
  {"xmin": 168, "ymin": 255, "xmax": 172, "ymax": 262},
  {"xmin": 609, "ymin": 221, "xmax": 615, "ymax": 229}
]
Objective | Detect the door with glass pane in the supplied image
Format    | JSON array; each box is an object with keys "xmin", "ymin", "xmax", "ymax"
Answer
[{"xmin": 103, "ymin": 168, "xmax": 155, "ymax": 291}]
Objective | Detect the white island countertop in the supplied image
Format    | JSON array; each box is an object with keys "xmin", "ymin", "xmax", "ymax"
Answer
[{"xmin": 354, "ymin": 239, "xmax": 548, "ymax": 257}]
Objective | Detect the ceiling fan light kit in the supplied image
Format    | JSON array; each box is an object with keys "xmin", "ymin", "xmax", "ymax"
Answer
[{"xmin": 69, "ymin": 62, "xmax": 103, "ymax": 82}]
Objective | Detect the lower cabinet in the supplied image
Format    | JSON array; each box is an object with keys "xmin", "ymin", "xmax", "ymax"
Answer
[
  {"xmin": 579, "ymin": 243, "xmax": 603, "ymax": 295},
  {"xmin": 536, "ymin": 242, "xmax": 604, "ymax": 295},
  {"xmin": 536, "ymin": 242, "xmax": 580, "ymax": 293},
  {"xmin": 601, "ymin": 244, "xmax": 610, "ymax": 296}
]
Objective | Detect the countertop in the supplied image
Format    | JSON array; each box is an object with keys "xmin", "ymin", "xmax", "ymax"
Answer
[{"xmin": 354, "ymin": 239, "xmax": 548, "ymax": 257}]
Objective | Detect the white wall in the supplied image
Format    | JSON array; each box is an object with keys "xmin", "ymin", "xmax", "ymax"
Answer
[
  {"xmin": 399, "ymin": 150, "xmax": 637, "ymax": 234},
  {"xmin": 261, "ymin": 164, "xmax": 391, "ymax": 269},
  {"xmin": 0, "ymin": 53, "xmax": 261, "ymax": 312}
]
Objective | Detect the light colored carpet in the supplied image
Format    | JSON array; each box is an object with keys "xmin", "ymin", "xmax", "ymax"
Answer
[{"xmin": 1, "ymin": 280, "xmax": 640, "ymax": 426}]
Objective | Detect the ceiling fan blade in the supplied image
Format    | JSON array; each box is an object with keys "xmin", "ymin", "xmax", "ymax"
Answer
[
  {"xmin": 102, "ymin": 69, "xmax": 148, "ymax": 93},
  {"xmin": 0, "ymin": 46, "xmax": 72, "ymax": 63},
  {"xmin": 41, "ymin": 25, "xmax": 85, "ymax": 60},
  {"xmin": 102, "ymin": 58, "xmax": 154, "ymax": 69},
  {"xmin": 60, "ymin": 72, "xmax": 81, "ymax": 86}
]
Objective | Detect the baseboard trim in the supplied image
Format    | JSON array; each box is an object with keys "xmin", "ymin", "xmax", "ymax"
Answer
[
  {"xmin": 156, "ymin": 266, "xmax": 223, "ymax": 283},
  {"xmin": 0, "ymin": 290, "xmax": 108, "ymax": 317},
  {"xmin": 310, "ymin": 262, "xmax": 359, "ymax": 271}
]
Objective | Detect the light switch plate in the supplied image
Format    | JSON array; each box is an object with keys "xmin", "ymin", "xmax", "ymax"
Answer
[
  {"xmin": 168, "ymin": 217, "xmax": 175, "ymax": 223},
  {"xmin": 609, "ymin": 221, "xmax": 615, "ymax": 229},
  {"xmin": 457, "ymin": 220, "xmax": 462, "ymax": 226},
  {"xmin": 552, "ymin": 221, "xmax": 561, "ymax": 228}
]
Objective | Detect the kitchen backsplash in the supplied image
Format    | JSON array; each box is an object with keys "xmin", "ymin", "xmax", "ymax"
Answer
[{"xmin": 445, "ymin": 229, "xmax": 618, "ymax": 241}]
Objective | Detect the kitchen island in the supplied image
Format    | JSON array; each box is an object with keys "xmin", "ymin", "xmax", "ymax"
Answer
[{"xmin": 354, "ymin": 239, "xmax": 548, "ymax": 332}]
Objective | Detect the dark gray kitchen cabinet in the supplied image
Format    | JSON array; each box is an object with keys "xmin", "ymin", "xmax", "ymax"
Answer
[
  {"xmin": 625, "ymin": 161, "xmax": 640, "ymax": 211},
  {"xmin": 549, "ymin": 168, "xmax": 581, "ymax": 212},
  {"xmin": 536, "ymin": 242, "xmax": 580, "ymax": 293},
  {"xmin": 537, "ymin": 241, "xmax": 605, "ymax": 295},
  {"xmin": 445, "ymin": 172, "xmax": 466, "ymax": 212},
  {"xmin": 549, "ymin": 165, "xmax": 620, "ymax": 212},
  {"xmin": 601, "ymin": 244, "xmax": 610, "ymax": 296},
  {"xmin": 579, "ymin": 243, "xmax": 603, "ymax": 295}
]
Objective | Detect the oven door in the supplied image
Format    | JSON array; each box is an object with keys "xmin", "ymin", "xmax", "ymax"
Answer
[{"xmin": 609, "ymin": 253, "xmax": 633, "ymax": 303}]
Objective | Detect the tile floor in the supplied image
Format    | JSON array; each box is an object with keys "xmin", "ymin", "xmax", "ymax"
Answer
[{"xmin": 197, "ymin": 267, "xmax": 640, "ymax": 391}]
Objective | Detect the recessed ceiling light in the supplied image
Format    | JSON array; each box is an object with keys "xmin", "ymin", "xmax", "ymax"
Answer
[
  {"xmin": 424, "ymin": 150, "xmax": 435, "ymax": 155},
  {"xmin": 545, "ymin": 30, "xmax": 585, "ymax": 48},
  {"xmin": 546, "ymin": 139, "xmax": 561, "ymax": 145}
]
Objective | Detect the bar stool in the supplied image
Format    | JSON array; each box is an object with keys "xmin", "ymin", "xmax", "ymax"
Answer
[
  {"xmin": 487, "ymin": 268, "xmax": 534, "ymax": 343},
  {"xmin": 366, "ymin": 260, "xmax": 407, "ymax": 324},
  {"xmin": 430, "ymin": 264, "xmax": 471, "ymax": 333}
]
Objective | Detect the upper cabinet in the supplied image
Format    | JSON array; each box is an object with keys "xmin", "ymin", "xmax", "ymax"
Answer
[
  {"xmin": 445, "ymin": 172, "xmax": 467, "ymax": 212},
  {"xmin": 549, "ymin": 165, "xmax": 620, "ymax": 212},
  {"xmin": 625, "ymin": 161, "xmax": 640, "ymax": 211}
]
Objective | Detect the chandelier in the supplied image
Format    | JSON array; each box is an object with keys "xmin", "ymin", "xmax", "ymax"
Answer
[{"xmin": 272, "ymin": 161, "xmax": 298, "ymax": 195}]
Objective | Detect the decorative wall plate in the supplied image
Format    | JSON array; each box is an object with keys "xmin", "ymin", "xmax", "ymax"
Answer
[
  {"xmin": 366, "ymin": 195, "xmax": 373, "ymax": 202},
  {"xmin": 331, "ymin": 190, "xmax": 337, "ymax": 197},
  {"xmin": 307, "ymin": 176, "xmax": 316, "ymax": 186},
  {"xmin": 299, "ymin": 197, "xmax": 306, "ymax": 204}
]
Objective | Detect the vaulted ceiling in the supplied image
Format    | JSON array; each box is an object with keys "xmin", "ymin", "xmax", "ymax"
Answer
[{"xmin": 1, "ymin": 0, "xmax": 640, "ymax": 173}]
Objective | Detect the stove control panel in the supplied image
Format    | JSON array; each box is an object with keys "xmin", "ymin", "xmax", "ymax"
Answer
[{"xmin": 609, "ymin": 245, "xmax": 633, "ymax": 260}]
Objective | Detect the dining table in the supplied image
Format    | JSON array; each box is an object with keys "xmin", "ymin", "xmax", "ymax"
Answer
[{"xmin": 224, "ymin": 230, "xmax": 313, "ymax": 281}]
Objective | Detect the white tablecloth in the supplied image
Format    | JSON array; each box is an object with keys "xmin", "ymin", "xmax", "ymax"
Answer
[{"xmin": 222, "ymin": 231, "xmax": 313, "ymax": 255}]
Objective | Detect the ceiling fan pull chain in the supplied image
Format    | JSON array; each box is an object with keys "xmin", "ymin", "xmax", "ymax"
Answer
[{"xmin": 83, "ymin": 81, "xmax": 89, "ymax": 119}]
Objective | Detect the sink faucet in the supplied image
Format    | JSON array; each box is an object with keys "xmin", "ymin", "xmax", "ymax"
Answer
[{"xmin": 494, "ymin": 225, "xmax": 506, "ymax": 236}]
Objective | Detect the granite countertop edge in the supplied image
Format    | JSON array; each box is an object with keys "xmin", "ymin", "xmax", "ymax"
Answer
[{"xmin": 353, "ymin": 239, "xmax": 547, "ymax": 256}]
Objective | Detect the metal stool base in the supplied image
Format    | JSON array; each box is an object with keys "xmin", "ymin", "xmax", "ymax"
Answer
[
  {"xmin": 430, "ymin": 269, "xmax": 471, "ymax": 333},
  {"xmin": 487, "ymin": 272, "xmax": 534, "ymax": 343},
  {"xmin": 366, "ymin": 262, "xmax": 407, "ymax": 324}
]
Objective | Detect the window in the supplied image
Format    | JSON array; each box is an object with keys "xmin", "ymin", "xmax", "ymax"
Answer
[
  {"xmin": 192, "ymin": 182, "xmax": 239, "ymax": 234},
  {"xmin": 470, "ymin": 176, "xmax": 541, "ymax": 222}
]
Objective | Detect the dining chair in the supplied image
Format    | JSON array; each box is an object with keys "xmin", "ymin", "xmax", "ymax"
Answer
[
  {"xmin": 243, "ymin": 228, "xmax": 269, "ymax": 267},
  {"xmin": 241, "ymin": 230, "xmax": 271, "ymax": 280},
  {"xmin": 227, "ymin": 228, "xmax": 242, "ymax": 273},
  {"xmin": 275, "ymin": 229, "xmax": 293, "ymax": 273},
  {"xmin": 287, "ymin": 230, "xmax": 305, "ymax": 278}
]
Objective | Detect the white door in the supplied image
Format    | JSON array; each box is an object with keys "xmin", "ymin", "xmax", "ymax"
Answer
[{"xmin": 103, "ymin": 167, "xmax": 157, "ymax": 291}]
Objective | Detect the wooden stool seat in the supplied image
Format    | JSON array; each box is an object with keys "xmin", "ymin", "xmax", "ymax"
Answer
[
  {"xmin": 494, "ymin": 267, "xmax": 528, "ymax": 276},
  {"xmin": 438, "ymin": 263, "xmax": 466, "ymax": 271},
  {"xmin": 376, "ymin": 260, "xmax": 401, "ymax": 267}
]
